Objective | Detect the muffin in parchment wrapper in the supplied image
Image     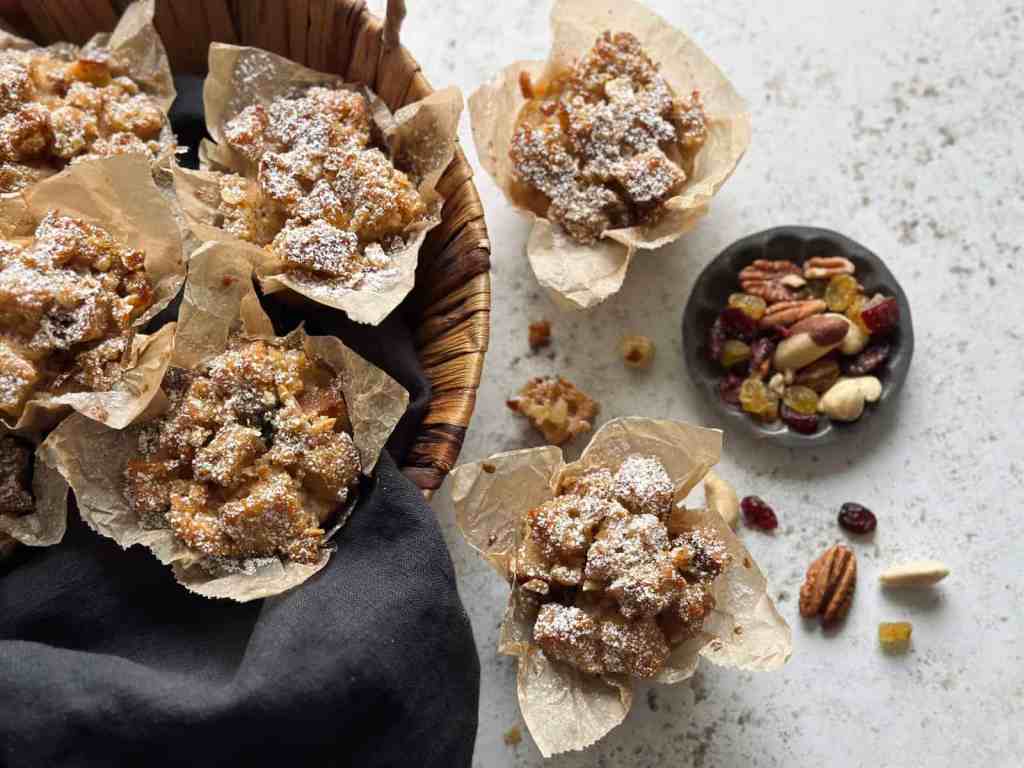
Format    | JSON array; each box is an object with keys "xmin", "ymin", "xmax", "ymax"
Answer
[
  {"xmin": 171, "ymin": 42, "xmax": 463, "ymax": 326},
  {"xmin": 0, "ymin": 0, "xmax": 178, "ymax": 194},
  {"xmin": 468, "ymin": 0, "xmax": 751, "ymax": 310},
  {"xmin": 0, "ymin": 154, "xmax": 184, "ymax": 437},
  {"xmin": 450, "ymin": 418, "xmax": 791, "ymax": 756},
  {"xmin": 40, "ymin": 242, "xmax": 410, "ymax": 601}
]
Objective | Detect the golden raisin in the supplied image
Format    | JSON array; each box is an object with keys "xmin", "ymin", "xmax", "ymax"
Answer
[
  {"xmin": 878, "ymin": 621, "xmax": 912, "ymax": 652},
  {"xmin": 739, "ymin": 377, "xmax": 779, "ymax": 421},
  {"xmin": 727, "ymin": 292, "xmax": 767, "ymax": 321},
  {"xmin": 719, "ymin": 340, "xmax": 751, "ymax": 369},
  {"xmin": 824, "ymin": 274, "xmax": 860, "ymax": 312},
  {"xmin": 846, "ymin": 295, "xmax": 872, "ymax": 335},
  {"xmin": 782, "ymin": 385, "xmax": 819, "ymax": 415}
]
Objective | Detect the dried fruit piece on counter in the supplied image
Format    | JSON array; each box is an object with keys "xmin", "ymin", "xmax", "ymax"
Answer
[
  {"xmin": 845, "ymin": 341, "xmax": 891, "ymax": 376},
  {"xmin": 804, "ymin": 256, "xmax": 855, "ymax": 280},
  {"xmin": 507, "ymin": 376, "xmax": 599, "ymax": 445},
  {"xmin": 727, "ymin": 292, "xmax": 767, "ymax": 320},
  {"xmin": 879, "ymin": 560, "xmax": 949, "ymax": 587},
  {"xmin": 739, "ymin": 259, "xmax": 803, "ymax": 304},
  {"xmin": 878, "ymin": 622, "xmax": 913, "ymax": 652},
  {"xmin": 719, "ymin": 339, "xmax": 751, "ymax": 370},
  {"xmin": 838, "ymin": 502, "xmax": 877, "ymax": 534},
  {"xmin": 740, "ymin": 495, "xmax": 778, "ymax": 531},
  {"xmin": 799, "ymin": 544, "xmax": 856, "ymax": 626},
  {"xmin": 528, "ymin": 320, "xmax": 552, "ymax": 350},
  {"xmin": 860, "ymin": 296, "xmax": 900, "ymax": 334},
  {"xmin": 781, "ymin": 404, "xmax": 818, "ymax": 434},
  {"xmin": 621, "ymin": 335, "xmax": 655, "ymax": 368},
  {"xmin": 824, "ymin": 273, "xmax": 860, "ymax": 312},
  {"xmin": 718, "ymin": 307, "xmax": 758, "ymax": 340},
  {"xmin": 783, "ymin": 385, "xmax": 819, "ymax": 415},
  {"xmin": 794, "ymin": 357, "xmax": 841, "ymax": 394}
]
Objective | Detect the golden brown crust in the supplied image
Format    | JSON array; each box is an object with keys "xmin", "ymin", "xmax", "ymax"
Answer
[
  {"xmin": 508, "ymin": 31, "xmax": 707, "ymax": 244},
  {"xmin": 0, "ymin": 214, "xmax": 153, "ymax": 420},
  {"xmin": 0, "ymin": 49, "xmax": 171, "ymax": 193},
  {"xmin": 123, "ymin": 338, "xmax": 360, "ymax": 565},
  {"xmin": 216, "ymin": 86, "xmax": 427, "ymax": 290},
  {"xmin": 522, "ymin": 454, "xmax": 729, "ymax": 679}
]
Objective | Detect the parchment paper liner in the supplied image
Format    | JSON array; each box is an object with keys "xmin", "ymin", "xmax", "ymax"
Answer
[
  {"xmin": 41, "ymin": 242, "xmax": 409, "ymax": 600},
  {"xmin": 0, "ymin": 0, "xmax": 178, "ymax": 189},
  {"xmin": 1, "ymin": 154, "xmax": 185, "ymax": 439},
  {"xmin": 171, "ymin": 42, "xmax": 463, "ymax": 326},
  {"xmin": 451, "ymin": 418, "xmax": 791, "ymax": 756},
  {"xmin": 468, "ymin": 0, "xmax": 751, "ymax": 310}
]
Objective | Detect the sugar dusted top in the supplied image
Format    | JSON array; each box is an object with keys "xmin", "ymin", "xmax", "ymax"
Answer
[
  {"xmin": 509, "ymin": 31, "xmax": 708, "ymax": 244},
  {"xmin": 123, "ymin": 337, "xmax": 361, "ymax": 566},
  {"xmin": 0, "ymin": 213, "xmax": 153, "ymax": 420},
  {"xmin": 216, "ymin": 85, "xmax": 428, "ymax": 292},
  {"xmin": 520, "ymin": 453, "xmax": 730, "ymax": 679},
  {"xmin": 0, "ymin": 48, "xmax": 172, "ymax": 193}
]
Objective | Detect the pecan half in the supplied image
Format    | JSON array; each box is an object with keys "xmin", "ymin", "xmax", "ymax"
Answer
[
  {"xmin": 739, "ymin": 260, "xmax": 802, "ymax": 304},
  {"xmin": 760, "ymin": 299, "xmax": 826, "ymax": 328},
  {"xmin": 799, "ymin": 544, "xmax": 856, "ymax": 626},
  {"xmin": 804, "ymin": 256, "xmax": 855, "ymax": 280}
]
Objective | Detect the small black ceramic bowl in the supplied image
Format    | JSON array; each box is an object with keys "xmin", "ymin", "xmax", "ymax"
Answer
[{"xmin": 682, "ymin": 226, "xmax": 914, "ymax": 447}]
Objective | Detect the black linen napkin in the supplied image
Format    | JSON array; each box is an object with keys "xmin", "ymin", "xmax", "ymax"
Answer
[{"xmin": 0, "ymin": 75, "xmax": 480, "ymax": 768}]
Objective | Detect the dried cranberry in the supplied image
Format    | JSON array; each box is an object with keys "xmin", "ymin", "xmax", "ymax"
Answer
[
  {"xmin": 838, "ymin": 502, "xmax": 877, "ymax": 534},
  {"xmin": 781, "ymin": 404, "xmax": 818, "ymax": 434},
  {"xmin": 719, "ymin": 372, "xmax": 744, "ymax": 406},
  {"xmin": 707, "ymin": 317, "xmax": 726, "ymax": 362},
  {"xmin": 718, "ymin": 307, "xmax": 757, "ymax": 341},
  {"xmin": 845, "ymin": 341, "xmax": 891, "ymax": 376},
  {"xmin": 860, "ymin": 297, "xmax": 899, "ymax": 334},
  {"xmin": 750, "ymin": 337, "xmax": 776, "ymax": 377},
  {"xmin": 741, "ymin": 495, "xmax": 778, "ymax": 531}
]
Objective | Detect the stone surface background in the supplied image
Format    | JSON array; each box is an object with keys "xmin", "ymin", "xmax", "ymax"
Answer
[{"xmin": 369, "ymin": 0, "xmax": 1023, "ymax": 765}]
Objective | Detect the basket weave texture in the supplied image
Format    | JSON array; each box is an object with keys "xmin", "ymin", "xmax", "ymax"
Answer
[{"xmin": 1, "ymin": 0, "xmax": 492, "ymax": 495}]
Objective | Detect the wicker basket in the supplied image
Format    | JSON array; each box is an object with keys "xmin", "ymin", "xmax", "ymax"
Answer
[{"xmin": 1, "ymin": 0, "xmax": 492, "ymax": 496}]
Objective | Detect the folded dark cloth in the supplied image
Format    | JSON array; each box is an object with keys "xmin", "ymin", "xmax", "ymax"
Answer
[{"xmin": 0, "ymin": 74, "xmax": 480, "ymax": 768}]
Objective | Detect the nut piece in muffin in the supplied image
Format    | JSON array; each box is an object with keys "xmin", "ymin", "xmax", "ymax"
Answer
[
  {"xmin": 507, "ymin": 376, "xmax": 599, "ymax": 445},
  {"xmin": 509, "ymin": 31, "xmax": 707, "ymax": 244},
  {"xmin": 215, "ymin": 86, "xmax": 428, "ymax": 291},
  {"xmin": 0, "ymin": 435, "xmax": 35, "ymax": 517},
  {"xmin": 0, "ymin": 213, "xmax": 153, "ymax": 421},
  {"xmin": 520, "ymin": 454, "xmax": 729, "ymax": 679},
  {"xmin": 123, "ymin": 338, "xmax": 361, "ymax": 565},
  {"xmin": 0, "ymin": 49, "xmax": 172, "ymax": 193}
]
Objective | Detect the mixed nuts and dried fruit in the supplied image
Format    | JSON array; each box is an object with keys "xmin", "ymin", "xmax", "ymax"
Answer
[{"xmin": 708, "ymin": 255, "xmax": 900, "ymax": 434}]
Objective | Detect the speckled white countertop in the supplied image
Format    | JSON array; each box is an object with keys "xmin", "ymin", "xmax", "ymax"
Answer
[{"xmin": 370, "ymin": 0, "xmax": 1022, "ymax": 764}]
